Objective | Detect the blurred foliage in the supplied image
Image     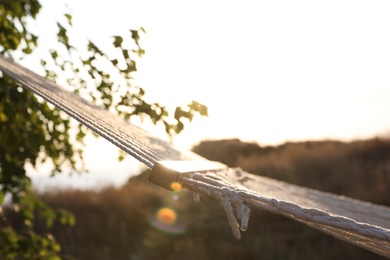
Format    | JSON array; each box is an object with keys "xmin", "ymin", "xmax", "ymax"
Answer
[
  {"xmin": 0, "ymin": 0, "xmax": 207, "ymax": 258},
  {"xmin": 23, "ymin": 137, "xmax": 389, "ymax": 259}
]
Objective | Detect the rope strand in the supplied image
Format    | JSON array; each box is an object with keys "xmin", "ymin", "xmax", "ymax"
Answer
[{"xmin": 180, "ymin": 169, "xmax": 390, "ymax": 258}]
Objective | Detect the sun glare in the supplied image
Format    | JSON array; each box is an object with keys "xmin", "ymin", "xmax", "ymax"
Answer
[
  {"xmin": 40, "ymin": 0, "xmax": 390, "ymax": 150},
  {"xmin": 156, "ymin": 207, "xmax": 177, "ymax": 225}
]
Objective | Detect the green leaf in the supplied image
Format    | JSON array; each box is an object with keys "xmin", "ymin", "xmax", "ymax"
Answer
[
  {"xmin": 176, "ymin": 121, "xmax": 184, "ymax": 133},
  {"xmin": 88, "ymin": 41, "xmax": 104, "ymax": 56},
  {"xmin": 113, "ymin": 36, "xmax": 123, "ymax": 48},
  {"xmin": 50, "ymin": 50, "xmax": 58, "ymax": 59},
  {"xmin": 132, "ymin": 48, "xmax": 145, "ymax": 57},
  {"xmin": 189, "ymin": 100, "xmax": 208, "ymax": 116},
  {"xmin": 174, "ymin": 107, "xmax": 192, "ymax": 121},
  {"xmin": 130, "ymin": 30, "xmax": 140, "ymax": 43},
  {"xmin": 64, "ymin": 13, "xmax": 72, "ymax": 26},
  {"xmin": 111, "ymin": 58, "xmax": 118, "ymax": 66}
]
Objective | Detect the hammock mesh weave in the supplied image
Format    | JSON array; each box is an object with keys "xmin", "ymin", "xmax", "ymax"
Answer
[{"xmin": 1, "ymin": 55, "xmax": 389, "ymax": 258}]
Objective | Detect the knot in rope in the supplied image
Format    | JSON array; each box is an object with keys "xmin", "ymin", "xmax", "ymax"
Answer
[{"xmin": 183, "ymin": 172, "xmax": 251, "ymax": 239}]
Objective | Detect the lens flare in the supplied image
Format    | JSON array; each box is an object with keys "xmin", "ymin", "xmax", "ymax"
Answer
[
  {"xmin": 157, "ymin": 207, "xmax": 176, "ymax": 225},
  {"xmin": 150, "ymin": 207, "xmax": 187, "ymax": 234},
  {"xmin": 170, "ymin": 182, "xmax": 182, "ymax": 191}
]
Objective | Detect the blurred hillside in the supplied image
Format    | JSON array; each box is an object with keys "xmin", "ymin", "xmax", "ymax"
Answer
[
  {"xmin": 193, "ymin": 138, "xmax": 390, "ymax": 206},
  {"xmin": 5, "ymin": 138, "xmax": 389, "ymax": 259}
]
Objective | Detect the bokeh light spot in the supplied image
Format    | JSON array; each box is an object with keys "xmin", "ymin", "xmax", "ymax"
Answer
[
  {"xmin": 170, "ymin": 182, "xmax": 182, "ymax": 191},
  {"xmin": 157, "ymin": 207, "xmax": 177, "ymax": 225},
  {"xmin": 150, "ymin": 207, "xmax": 187, "ymax": 234}
]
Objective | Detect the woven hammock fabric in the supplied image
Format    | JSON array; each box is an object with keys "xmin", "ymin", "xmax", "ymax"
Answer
[
  {"xmin": 0, "ymin": 56, "xmax": 201, "ymax": 167},
  {"xmin": 1, "ymin": 55, "xmax": 389, "ymax": 258}
]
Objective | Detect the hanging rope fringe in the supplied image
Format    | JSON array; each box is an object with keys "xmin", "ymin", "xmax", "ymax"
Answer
[
  {"xmin": 1, "ymin": 55, "xmax": 389, "ymax": 258},
  {"xmin": 183, "ymin": 172, "xmax": 251, "ymax": 239},
  {"xmin": 185, "ymin": 173, "xmax": 247, "ymax": 237},
  {"xmin": 181, "ymin": 168, "xmax": 390, "ymax": 257}
]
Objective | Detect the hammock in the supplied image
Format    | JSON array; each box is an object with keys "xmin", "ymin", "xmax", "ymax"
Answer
[{"xmin": 1, "ymin": 55, "xmax": 389, "ymax": 258}]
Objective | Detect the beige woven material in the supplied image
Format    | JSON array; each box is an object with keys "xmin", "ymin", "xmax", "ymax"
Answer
[
  {"xmin": 1, "ymin": 55, "xmax": 389, "ymax": 258},
  {"xmin": 181, "ymin": 169, "xmax": 390, "ymax": 257},
  {"xmin": 0, "ymin": 56, "xmax": 201, "ymax": 167}
]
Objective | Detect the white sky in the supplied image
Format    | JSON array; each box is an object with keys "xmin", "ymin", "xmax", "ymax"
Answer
[{"xmin": 23, "ymin": 0, "xmax": 390, "ymax": 188}]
